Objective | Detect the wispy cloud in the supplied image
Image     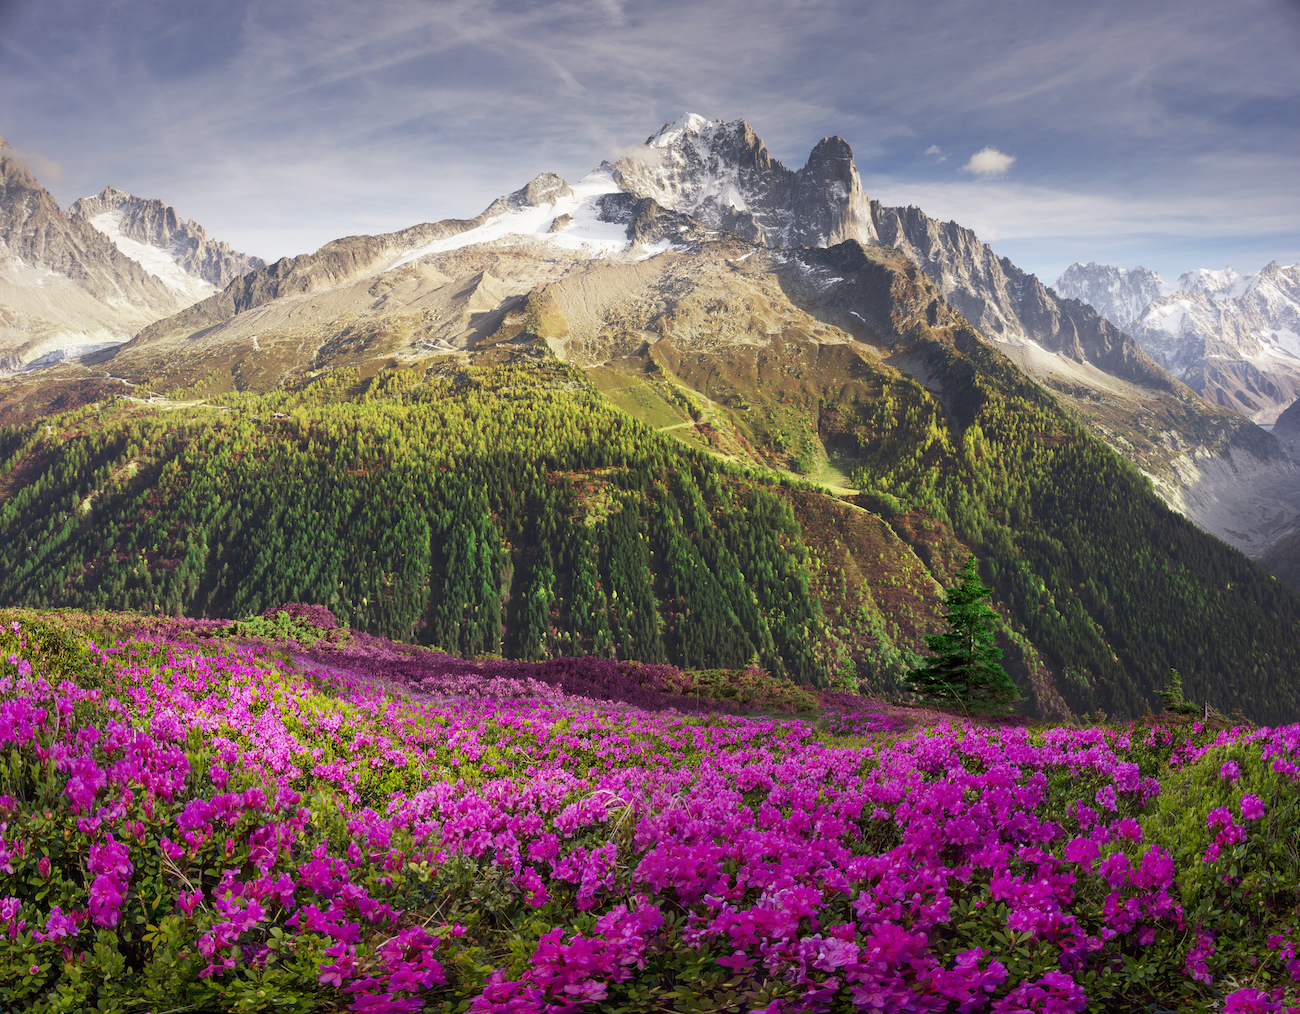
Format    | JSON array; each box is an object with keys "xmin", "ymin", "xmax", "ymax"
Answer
[{"xmin": 0, "ymin": 142, "xmax": 65, "ymax": 183}]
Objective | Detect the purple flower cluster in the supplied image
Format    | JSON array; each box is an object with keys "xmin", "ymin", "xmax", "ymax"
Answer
[
  {"xmin": 261, "ymin": 602, "xmax": 340, "ymax": 629},
  {"xmin": 2, "ymin": 619, "xmax": 1300, "ymax": 1010}
]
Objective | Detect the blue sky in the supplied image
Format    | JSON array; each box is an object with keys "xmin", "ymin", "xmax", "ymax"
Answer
[{"xmin": 2, "ymin": 0, "xmax": 1297, "ymax": 284}]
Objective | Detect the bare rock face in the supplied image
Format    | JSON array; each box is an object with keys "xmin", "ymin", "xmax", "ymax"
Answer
[
  {"xmin": 869, "ymin": 201, "xmax": 1170, "ymax": 391},
  {"xmin": 69, "ymin": 185, "xmax": 265, "ymax": 289},
  {"xmin": 607, "ymin": 113, "xmax": 877, "ymax": 250}
]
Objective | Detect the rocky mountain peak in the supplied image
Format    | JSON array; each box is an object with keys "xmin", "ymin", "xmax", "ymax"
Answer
[
  {"xmin": 607, "ymin": 113, "xmax": 876, "ymax": 250},
  {"xmin": 69, "ymin": 185, "xmax": 265, "ymax": 290},
  {"xmin": 481, "ymin": 172, "xmax": 574, "ymax": 218}
]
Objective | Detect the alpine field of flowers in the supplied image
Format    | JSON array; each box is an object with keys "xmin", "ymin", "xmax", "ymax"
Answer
[{"xmin": 1, "ymin": 606, "xmax": 1299, "ymax": 1013}]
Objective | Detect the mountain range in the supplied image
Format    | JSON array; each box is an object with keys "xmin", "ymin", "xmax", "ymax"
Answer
[
  {"xmin": 1054, "ymin": 260, "xmax": 1300, "ymax": 426},
  {"xmin": 2, "ymin": 113, "xmax": 1299, "ymax": 724},
  {"xmin": 0, "ymin": 137, "xmax": 263, "ymax": 375}
]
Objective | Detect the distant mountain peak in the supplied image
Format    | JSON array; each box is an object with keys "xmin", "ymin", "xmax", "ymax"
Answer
[
  {"xmin": 1054, "ymin": 259, "xmax": 1300, "ymax": 423},
  {"xmin": 1053, "ymin": 262, "xmax": 1172, "ymax": 330},
  {"xmin": 69, "ymin": 186, "xmax": 265, "ymax": 291}
]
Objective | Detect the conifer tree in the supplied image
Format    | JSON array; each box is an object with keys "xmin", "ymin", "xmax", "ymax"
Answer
[{"xmin": 907, "ymin": 555, "xmax": 1020, "ymax": 709}]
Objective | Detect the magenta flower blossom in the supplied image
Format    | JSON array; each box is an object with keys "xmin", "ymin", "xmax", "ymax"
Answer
[
  {"xmin": 63, "ymin": 754, "xmax": 106, "ymax": 813},
  {"xmin": 34, "ymin": 906, "xmax": 79, "ymax": 941},
  {"xmin": 88, "ymin": 871, "xmax": 126, "ymax": 928},
  {"xmin": 1063, "ymin": 837, "xmax": 1100, "ymax": 871},
  {"xmin": 1223, "ymin": 987, "xmax": 1288, "ymax": 1012},
  {"xmin": 88, "ymin": 834, "xmax": 133, "ymax": 877},
  {"xmin": 1207, "ymin": 807, "xmax": 1234, "ymax": 830},
  {"xmin": 1239, "ymin": 794, "xmax": 1265, "ymax": 821},
  {"xmin": 1220, "ymin": 760, "xmax": 1241, "ymax": 783}
]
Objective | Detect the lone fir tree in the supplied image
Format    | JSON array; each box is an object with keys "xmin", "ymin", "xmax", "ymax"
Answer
[{"xmin": 906, "ymin": 555, "xmax": 1020, "ymax": 709}]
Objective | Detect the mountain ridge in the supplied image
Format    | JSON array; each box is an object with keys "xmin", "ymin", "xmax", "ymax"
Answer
[{"xmin": 69, "ymin": 185, "xmax": 265, "ymax": 290}]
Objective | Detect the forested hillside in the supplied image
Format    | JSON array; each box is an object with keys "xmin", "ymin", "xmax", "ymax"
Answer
[
  {"xmin": 2, "ymin": 336, "xmax": 1299, "ymax": 724},
  {"xmin": 0, "ymin": 362, "xmax": 827, "ymax": 682}
]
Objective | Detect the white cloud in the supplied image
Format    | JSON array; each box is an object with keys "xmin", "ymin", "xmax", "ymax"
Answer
[
  {"xmin": 962, "ymin": 146, "xmax": 1016, "ymax": 177},
  {"xmin": 923, "ymin": 144, "xmax": 947, "ymax": 162}
]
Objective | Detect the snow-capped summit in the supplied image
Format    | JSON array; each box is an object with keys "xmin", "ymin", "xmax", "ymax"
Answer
[
  {"xmin": 607, "ymin": 113, "xmax": 878, "ymax": 250},
  {"xmin": 69, "ymin": 186, "xmax": 264, "ymax": 298},
  {"xmin": 645, "ymin": 112, "xmax": 719, "ymax": 150},
  {"xmin": 1176, "ymin": 266, "xmax": 1258, "ymax": 301}
]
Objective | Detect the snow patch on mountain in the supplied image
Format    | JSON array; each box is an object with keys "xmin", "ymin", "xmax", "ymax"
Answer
[
  {"xmin": 88, "ymin": 210, "xmax": 217, "ymax": 304},
  {"xmin": 392, "ymin": 168, "xmax": 636, "ymax": 268}
]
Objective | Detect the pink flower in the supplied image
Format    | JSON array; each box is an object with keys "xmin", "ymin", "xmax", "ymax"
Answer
[
  {"xmin": 1239, "ymin": 794, "xmax": 1265, "ymax": 820},
  {"xmin": 1223, "ymin": 987, "xmax": 1286, "ymax": 1013},
  {"xmin": 89, "ymin": 872, "xmax": 126, "ymax": 928},
  {"xmin": 1097, "ymin": 852, "xmax": 1130, "ymax": 891},
  {"xmin": 34, "ymin": 906, "xmax": 79, "ymax": 941},
  {"xmin": 88, "ymin": 834, "xmax": 133, "ymax": 877},
  {"xmin": 1063, "ymin": 837, "xmax": 1099, "ymax": 870},
  {"xmin": 1220, "ymin": 760, "xmax": 1241, "ymax": 783},
  {"xmin": 1206, "ymin": 807, "xmax": 1234, "ymax": 830}
]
